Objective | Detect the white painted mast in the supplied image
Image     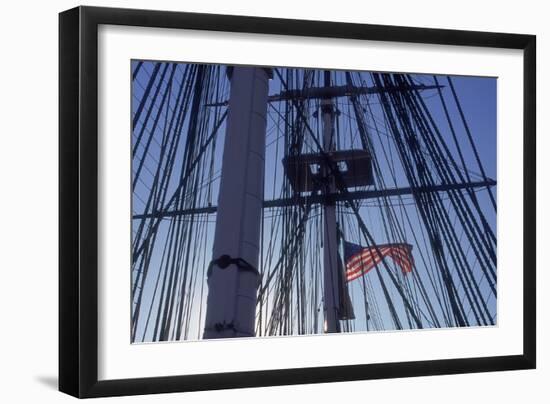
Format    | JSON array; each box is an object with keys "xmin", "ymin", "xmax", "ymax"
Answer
[
  {"xmin": 321, "ymin": 71, "xmax": 341, "ymax": 333},
  {"xmin": 203, "ymin": 66, "xmax": 271, "ymax": 339}
]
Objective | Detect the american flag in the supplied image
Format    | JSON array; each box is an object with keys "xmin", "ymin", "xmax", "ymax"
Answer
[{"xmin": 344, "ymin": 241, "xmax": 414, "ymax": 282}]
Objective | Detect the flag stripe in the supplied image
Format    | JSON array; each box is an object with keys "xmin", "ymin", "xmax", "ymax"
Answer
[{"xmin": 344, "ymin": 243, "xmax": 414, "ymax": 282}]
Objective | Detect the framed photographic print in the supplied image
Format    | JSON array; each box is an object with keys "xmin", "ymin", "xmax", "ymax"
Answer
[{"xmin": 59, "ymin": 6, "xmax": 536, "ymax": 398}]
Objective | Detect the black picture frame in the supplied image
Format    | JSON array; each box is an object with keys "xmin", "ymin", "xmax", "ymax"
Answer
[{"xmin": 59, "ymin": 5, "xmax": 536, "ymax": 398}]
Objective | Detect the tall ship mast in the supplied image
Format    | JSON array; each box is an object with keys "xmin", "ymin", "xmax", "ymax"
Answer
[{"xmin": 131, "ymin": 62, "xmax": 497, "ymax": 342}]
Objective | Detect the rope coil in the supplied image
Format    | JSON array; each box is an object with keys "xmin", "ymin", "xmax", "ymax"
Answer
[{"xmin": 206, "ymin": 254, "xmax": 259, "ymax": 279}]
